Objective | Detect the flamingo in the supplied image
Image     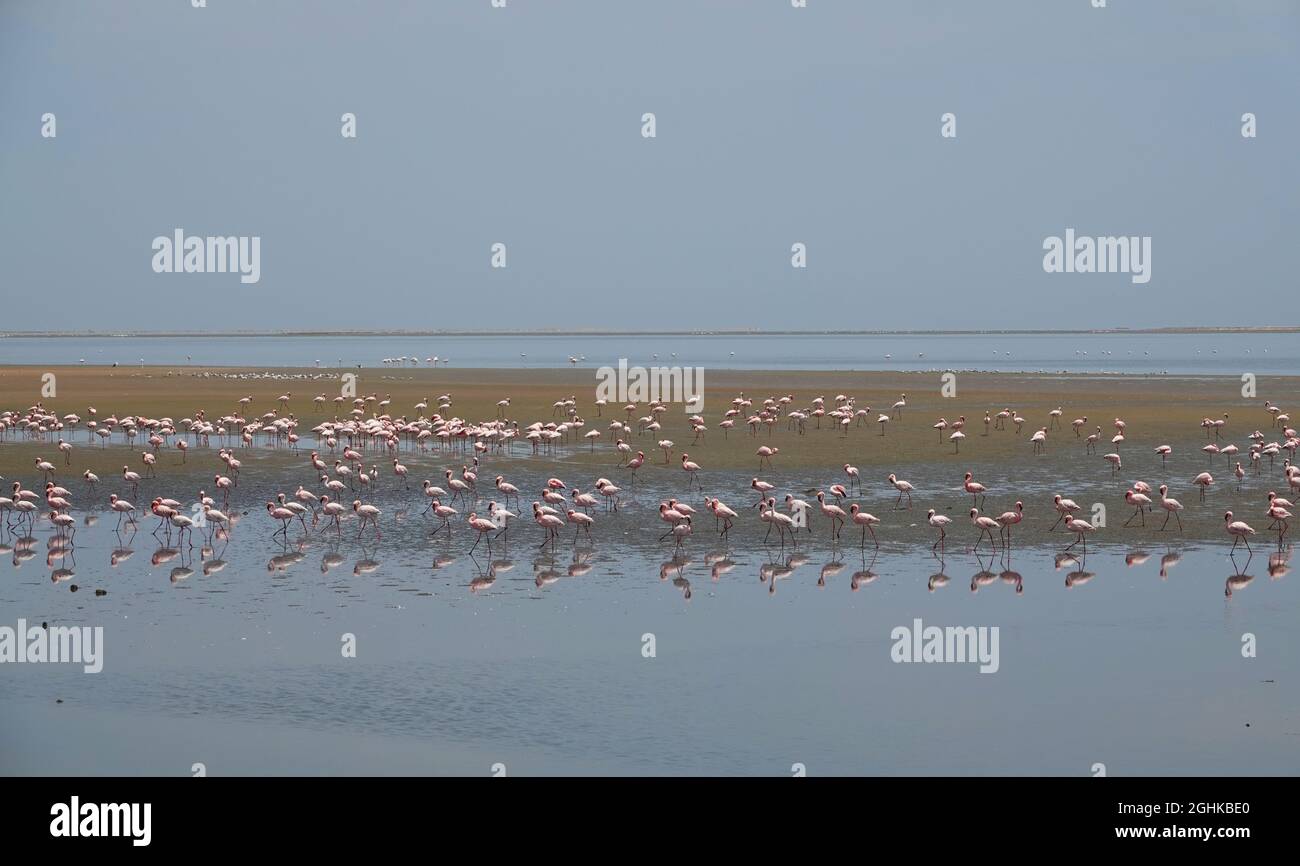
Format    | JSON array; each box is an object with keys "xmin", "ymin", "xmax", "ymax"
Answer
[
  {"xmin": 1266, "ymin": 492, "xmax": 1294, "ymax": 530},
  {"xmin": 294, "ymin": 484, "xmax": 318, "ymax": 512},
  {"xmin": 625, "ymin": 451, "xmax": 645, "ymax": 486},
  {"xmin": 533, "ymin": 502, "xmax": 564, "ymax": 549},
  {"xmin": 758, "ymin": 498, "xmax": 795, "ymax": 546},
  {"xmin": 1266, "ymin": 502, "xmax": 1291, "ymax": 539},
  {"xmin": 352, "ymin": 500, "xmax": 382, "ymax": 539},
  {"xmin": 1124, "ymin": 489, "xmax": 1152, "ymax": 526},
  {"xmin": 848, "ymin": 504, "xmax": 880, "ymax": 549},
  {"xmin": 202, "ymin": 501, "xmax": 233, "ymax": 535},
  {"xmin": 963, "ymin": 472, "xmax": 987, "ymax": 509},
  {"xmin": 657, "ymin": 502, "xmax": 686, "ymax": 541},
  {"xmin": 594, "ymin": 479, "xmax": 621, "ymax": 511},
  {"xmin": 844, "ymin": 463, "xmax": 861, "ymax": 494},
  {"xmin": 10, "ymin": 498, "xmax": 37, "ymax": 531},
  {"xmin": 1157, "ymin": 485, "xmax": 1184, "ymax": 531},
  {"xmin": 1103, "ymin": 452, "xmax": 1122, "ymax": 475},
  {"xmin": 1193, "ymin": 472, "xmax": 1214, "ymax": 503},
  {"xmin": 1224, "ymin": 511, "xmax": 1254, "ymax": 553},
  {"xmin": 150, "ymin": 498, "xmax": 178, "ymax": 538},
  {"xmin": 927, "ymin": 509, "xmax": 952, "ymax": 550},
  {"xmin": 1049, "ymin": 494, "xmax": 1080, "ymax": 531},
  {"xmin": 1063, "ymin": 515, "xmax": 1096, "ymax": 552},
  {"xmin": 568, "ymin": 488, "xmax": 598, "ymax": 513},
  {"xmin": 1086, "ymin": 427, "xmax": 1101, "ymax": 454},
  {"xmin": 886, "ymin": 473, "xmax": 913, "ymax": 509},
  {"xmin": 670, "ymin": 515, "xmax": 692, "ymax": 550},
  {"xmin": 680, "ymin": 453, "xmax": 702, "ymax": 490},
  {"xmin": 494, "ymin": 475, "xmax": 520, "ymax": 508},
  {"xmin": 995, "ymin": 501, "xmax": 1024, "ymax": 544},
  {"xmin": 467, "ymin": 512, "xmax": 498, "ymax": 553},
  {"xmin": 487, "ymin": 502, "xmax": 515, "ymax": 539},
  {"xmin": 1030, "ymin": 427, "xmax": 1047, "ymax": 454},
  {"xmin": 566, "ymin": 509, "xmax": 595, "ymax": 543},
  {"xmin": 706, "ymin": 497, "xmax": 738, "ymax": 538},
  {"xmin": 49, "ymin": 511, "xmax": 76, "ymax": 539},
  {"xmin": 816, "ymin": 491, "xmax": 847, "ymax": 539},
  {"xmin": 783, "ymin": 494, "xmax": 811, "ymax": 534},
  {"xmin": 421, "ymin": 479, "xmax": 449, "ymax": 513},
  {"xmin": 266, "ymin": 501, "xmax": 295, "ymax": 538},
  {"xmin": 108, "ymin": 493, "xmax": 135, "ymax": 530},
  {"xmin": 45, "ymin": 484, "xmax": 72, "ymax": 513},
  {"xmin": 445, "ymin": 469, "xmax": 471, "ymax": 503},
  {"xmin": 970, "ymin": 508, "xmax": 1001, "ymax": 551},
  {"xmin": 169, "ymin": 511, "xmax": 196, "ymax": 547},
  {"xmin": 429, "ymin": 500, "xmax": 458, "ymax": 536},
  {"xmin": 277, "ymin": 493, "xmax": 311, "ymax": 532}
]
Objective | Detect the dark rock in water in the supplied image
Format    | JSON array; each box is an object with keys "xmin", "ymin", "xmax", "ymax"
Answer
[
  {"xmin": 69, "ymin": 584, "xmax": 78, "ymax": 592},
  {"xmin": 95, "ymin": 589, "xmax": 107, "ymax": 596},
  {"xmin": 56, "ymin": 699, "xmax": 63, "ymax": 704}
]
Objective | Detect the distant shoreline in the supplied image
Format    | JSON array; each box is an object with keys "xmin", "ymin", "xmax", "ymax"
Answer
[{"xmin": 2, "ymin": 327, "xmax": 1297, "ymax": 339}]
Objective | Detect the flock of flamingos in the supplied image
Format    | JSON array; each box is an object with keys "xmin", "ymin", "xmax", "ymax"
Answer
[{"xmin": 2, "ymin": 388, "xmax": 1298, "ymax": 585}]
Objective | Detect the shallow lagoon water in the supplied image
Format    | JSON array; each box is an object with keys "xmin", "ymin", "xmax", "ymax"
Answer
[
  {"xmin": 3, "ymin": 452, "xmax": 1297, "ymax": 776},
  {"xmin": 1, "ymin": 331, "xmax": 1296, "ymax": 375}
]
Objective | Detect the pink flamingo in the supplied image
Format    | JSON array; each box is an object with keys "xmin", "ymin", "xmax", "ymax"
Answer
[
  {"xmin": 970, "ymin": 508, "xmax": 1001, "ymax": 550},
  {"xmin": 963, "ymin": 472, "xmax": 987, "ymax": 509},
  {"xmin": 887, "ymin": 474, "xmax": 913, "ymax": 509},
  {"xmin": 1124, "ymin": 489, "xmax": 1152, "ymax": 526},
  {"xmin": 352, "ymin": 500, "xmax": 381, "ymax": 539},
  {"xmin": 995, "ymin": 501, "xmax": 1024, "ymax": 544},
  {"xmin": 1157, "ymin": 485, "xmax": 1184, "ymax": 531},
  {"xmin": 680, "ymin": 453, "xmax": 702, "ymax": 491},
  {"xmin": 816, "ymin": 491, "xmax": 846, "ymax": 539},
  {"xmin": 927, "ymin": 509, "xmax": 952, "ymax": 550},
  {"xmin": 1224, "ymin": 511, "xmax": 1254, "ymax": 553},
  {"xmin": 1193, "ymin": 472, "xmax": 1214, "ymax": 503},
  {"xmin": 848, "ymin": 504, "xmax": 881, "ymax": 549}
]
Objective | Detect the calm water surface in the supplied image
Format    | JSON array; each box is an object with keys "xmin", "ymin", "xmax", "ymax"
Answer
[{"xmin": 2, "ymin": 457, "xmax": 1296, "ymax": 775}]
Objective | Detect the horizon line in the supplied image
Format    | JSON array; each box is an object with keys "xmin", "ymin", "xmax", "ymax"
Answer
[{"xmin": 2, "ymin": 326, "xmax": 1298, "ymax": 339}]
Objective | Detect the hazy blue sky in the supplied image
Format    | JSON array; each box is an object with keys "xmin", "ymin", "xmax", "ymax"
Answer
[{"xmin": 2, "ymin": 0, "xmax": 1297, "ymax": 332}]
